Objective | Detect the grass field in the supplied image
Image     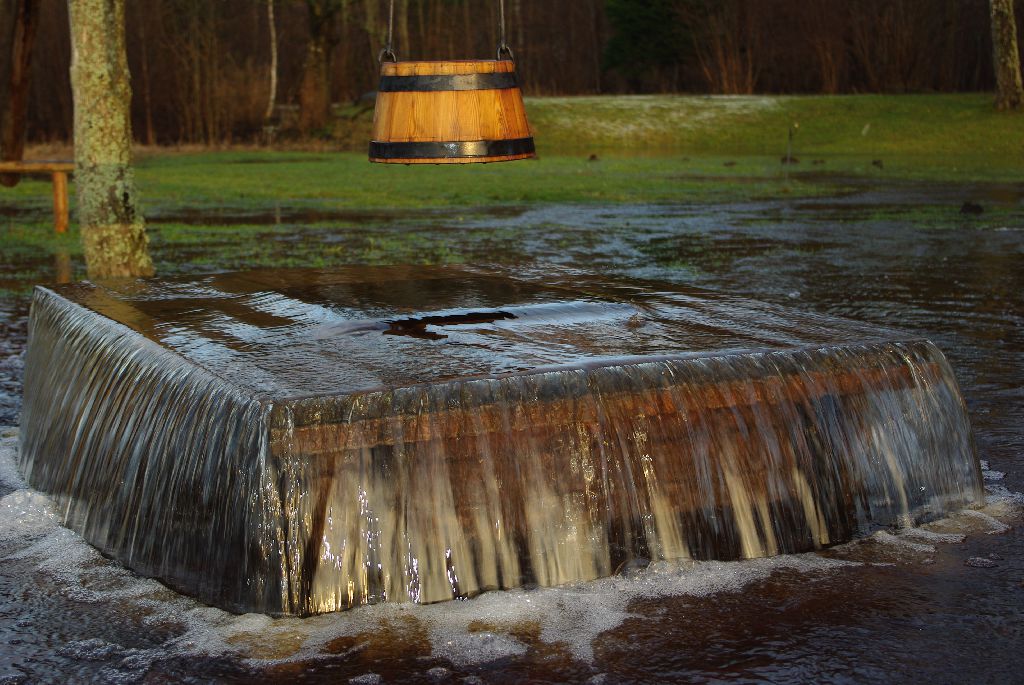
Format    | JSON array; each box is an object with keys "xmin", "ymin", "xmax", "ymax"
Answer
[
  {"xmin": 5, "ymin": 93, "xmax": 1022, "ymax": 212},
  {"xmin": 1, "ymin": 94, "xmax": 1021, "ymax": 292},
  {"xmin": 525, "ymin": 93, "xmax": 1023, "ymax": 180}
]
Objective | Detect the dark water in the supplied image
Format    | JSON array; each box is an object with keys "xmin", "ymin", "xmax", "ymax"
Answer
[{"xmin": 1, "ymin": 183, "xmax": 1023, "ymax": 683}]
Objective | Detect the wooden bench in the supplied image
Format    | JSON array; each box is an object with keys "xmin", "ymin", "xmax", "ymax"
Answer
[{"xmin": 0, "ymin": 160, "xmax": 74, "ymax": 234}]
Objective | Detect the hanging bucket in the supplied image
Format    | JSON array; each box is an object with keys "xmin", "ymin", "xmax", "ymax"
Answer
[
  {"xmin": 368, "ymin": 0, "xmax": 534, "ymax": 164},
  {"xmin": 369, "ymin": 59, "xmax": 535, "ymax": 164}
]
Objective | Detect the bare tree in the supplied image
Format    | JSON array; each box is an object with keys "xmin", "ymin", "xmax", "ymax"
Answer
[
  {"xmin": 990, "ymin": 0, "xmax": 1023, "ymax": 110},
  {"xmin": 1, "ymin": 0, "xmax": 40, "ymax": 187},
  {"xmin": 264, "ymin": 0, "xmax": 278, "ymax": 123},
  {"xmin": 800, "ymin": 0, "xmax": 847, "ymax": 94},
  {"xmin": 134, "ymin": 4, "xmax": 156, "ymax": 145},
  {"xmin": 11, "ymin": 0, "xmax": 1024, "ymax": 145},
  {"xmin": 682, "ymin": 1, "xmax": 760, "ymax": 94},
  {"xmin": 298, "ymin": 0, "xmax": 344, "ymax": 134},
  {"xmin": 0, "ymin": 2, "xmax": 11, "ymax": 82},
  {"xmin": 69, "ymin": 0, "xmax": 154, "ymax": 278}
]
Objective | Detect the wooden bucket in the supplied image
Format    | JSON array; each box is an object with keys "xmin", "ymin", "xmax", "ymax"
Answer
[{"xmin": 369, "ymin": 60, "xmax": 535, "ymax": 164}]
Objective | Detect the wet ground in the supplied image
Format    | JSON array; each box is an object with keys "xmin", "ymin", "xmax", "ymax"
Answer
[{"xmin": 0, "ymin": 179, "xmax": 1023, "ymax": 683}]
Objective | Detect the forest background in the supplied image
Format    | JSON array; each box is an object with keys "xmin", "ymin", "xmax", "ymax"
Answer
[{"xmin": 3, "ymin": 0, "xmax": 1022, "ymax": 146}]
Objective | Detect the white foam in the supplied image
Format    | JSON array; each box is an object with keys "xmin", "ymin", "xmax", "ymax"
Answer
[
  {"xmin": 957, "ymin": 509, "xmax": 1011, "ymax": 535},
  {"xmin": 985, "ymin": 483, "xmax": 1024, "ymax": 507},
  {"xmin": 982, "ymin": 468, "xmax": 1006, "ymax": 481},
  {"xmin": 425, "ymin": 620, "xmax": 530, "ymax": 667},
  {"xmin": 979, "ymin": 460, "xmax": 1007, "ymax": 482},
  {"xmin": 59, "ymin": 638, "xmax": 123, "ymax": 661},
  {"xmin": 0, "ymin": 481, "xmax": 999, "ymax": 671},
  {"xmin": 2, "ymin": 427, "xmax": 1021, "ymax": 672},
  {"xmin": 349, "ymin": 674, "xmax": 382, "ymax": 685},
  {"xmin": 113, "ymin": 553, "xmax": 858, "ymax": 668},
  {"xmin": 870, "ymin": 530, "xmax": 935, "ymax": 554},
  {"xmin": 0, "ymin": 433, "xmax": 26, "ymax": 490},
  {"xmin": 0, "ymin": 489, "xmax": 57, "ymax": 542},
  {"xmin": 425, "ymin": 666, "xmax": 451, "ymax": 681},
  {"xmin": 422, "ymin": 554, "xmax": 859, "ymax": 664},
  {"xmin": 900, "ymin": 528, "xmax": 966, "ymax": 544}
]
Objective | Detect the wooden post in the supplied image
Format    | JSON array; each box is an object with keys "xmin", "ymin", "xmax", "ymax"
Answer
[
  {"xmin": 54, "ymin": 249, "xmax": 72, "ymax": 283},
  {"xmin": 0, "ymin": 161, "xmax": 74, "ymax": 233},
  {"xmin": 51, "ymin": 170, "xmax": 69, "ymax": 234}
]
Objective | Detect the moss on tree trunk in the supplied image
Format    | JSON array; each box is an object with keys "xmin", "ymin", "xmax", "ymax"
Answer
[
  {"xmin": 990, "ymin": 0, "xmax": 1024, "ymax": 111},
  {"xmin": 69, "ymin": 0, "xmax": 154, "ymax": 278}
]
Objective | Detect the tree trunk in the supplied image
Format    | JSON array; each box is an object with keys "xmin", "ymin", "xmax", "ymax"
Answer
[
  {"xmin": 0, "ymin": 0, "xmax": 40, "ymax": 188},
  {"xmin": 68, "ymin": 0, "xmax": 154, "ymax": 279},
  {"xmin": 298, "ymin": 33, "xmax": 331, "ymax": 132},
  {"xmin": 990, "ymin": 0, "xmax": 1023, "ymax": 110},
  {"xmin": 136, "ymin": 8, "xmax": 156, "ymax": 146},
  {"xmin": 297, "ymin": 1, "xmax": 338, "ymax": 134},
  {"xmin": 264, "ymin": 0, "xmax": 278, "ymax": 123},
  {"xmin": 0, "ymin": 2, "xmax": 12, "ymax": 86}
]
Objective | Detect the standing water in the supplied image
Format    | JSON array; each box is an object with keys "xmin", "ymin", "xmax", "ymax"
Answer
[{"xmin": 17, "ymin": 266, "xmax": 981, "ymax": 617}]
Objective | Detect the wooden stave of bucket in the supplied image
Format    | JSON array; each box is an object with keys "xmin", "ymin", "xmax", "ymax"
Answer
[{"xmin": 369, "ymin": 60, "xmax": 535, "ymax": 164}]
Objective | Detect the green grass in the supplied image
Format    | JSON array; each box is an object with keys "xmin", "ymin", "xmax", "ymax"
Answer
[
  {"xmin": 335, "ymin": 93, "xmax": 1023, "ymax": 181},
  {"xmin": 4, "ymin": 94, "xmax": 1021, "ymax": 214},
  {"xmin": 137, "ymin": 153, "xmax": 832, "ymax": 209},
  {"xmin": 526, "ymin": 93, "xmax": 1024, "ymax": 180},
  {"xmin": 1, "ymin": 93, "xmax": 1020, "ymax": 293},
  {"xmin": 2, "ymin": 153, "xmax": 834, "ymax": 215}
]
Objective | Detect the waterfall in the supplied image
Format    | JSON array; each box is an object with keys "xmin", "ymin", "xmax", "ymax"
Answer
[{"xmin": 18, "ymin": 268, "xmax": 983, "ymax": 616}]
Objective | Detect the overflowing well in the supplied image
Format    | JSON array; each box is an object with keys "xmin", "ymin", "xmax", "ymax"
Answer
[{"xmin": 18, "ymin": 266, "xmax": 982, "ymax": 615}]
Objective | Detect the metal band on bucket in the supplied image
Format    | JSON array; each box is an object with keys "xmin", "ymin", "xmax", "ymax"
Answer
[
  {"xmin": 369, "ymin": 137, "xmax": 535, "ymax": 160},
  {"xmin": 378, "ymin": 72, "xmax": 520, "ymax": 92}
]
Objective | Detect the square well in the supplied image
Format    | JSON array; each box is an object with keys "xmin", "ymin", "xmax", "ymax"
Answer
[{"xmin": 19, "ymin": 266, "xmax": 981, "ymax": 615}]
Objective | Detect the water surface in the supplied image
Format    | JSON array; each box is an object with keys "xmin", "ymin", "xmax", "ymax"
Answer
[{"xmin": 0, "ymin": 182, "xmax": 1022, "ymax": 683}]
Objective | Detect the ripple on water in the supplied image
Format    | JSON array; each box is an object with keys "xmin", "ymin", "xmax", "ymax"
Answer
[{"xmin": 0, "ymin": 195, "xmax": 1022, "ymax": 682}]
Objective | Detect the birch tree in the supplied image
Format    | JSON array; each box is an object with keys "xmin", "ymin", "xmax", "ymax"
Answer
[
  {"xmin": 990, "ymin": 0, "xmax": 1023, "ymax": 110},
  {"xmin": 264, "ymin": 0, "xmax": 278, "ymax": 124},
  {"xmin": 68, "ymin": 0, "xmax": 154, "ymax": 278}
]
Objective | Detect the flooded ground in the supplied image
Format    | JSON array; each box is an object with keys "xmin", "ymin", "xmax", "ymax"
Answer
[{"xmin": 1, "ymin": 179, "xmax": 1023, "ymax": 683}]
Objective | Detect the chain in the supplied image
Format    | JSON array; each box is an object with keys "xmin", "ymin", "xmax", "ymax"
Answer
[
  {"xmin": 379, "ymin": 0, "xmax": 397, "ymax": 63},
  {"xmin": 497, "ymin": 0, "xmax": 514, "ymax": 61},
  {"xmin": 379, "ymin": 0, "xmax": 513, "ymax": 63}
]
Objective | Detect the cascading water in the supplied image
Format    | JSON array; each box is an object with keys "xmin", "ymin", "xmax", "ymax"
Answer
[{"xmin": 17, "ymin": 266, "xmax": 983, "ymax": 616}]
